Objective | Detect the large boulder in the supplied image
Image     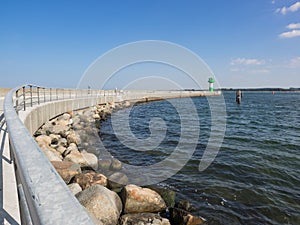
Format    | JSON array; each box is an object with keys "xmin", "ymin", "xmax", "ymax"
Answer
[
  {"xmin": 76, "ymin": 185, "xmax": 122, "ymax": 225},
  {"xmin": 74, "ymin": 171, "xmax": 107, "ymax": 190},
  {"xmin": 82, "ymin": 150, "xmax": 98, "ymax": 170},
  {"xmin": 119, "ymin": 213, "xmax": 170, "ymax": 225},
  {"xmin": 51, "ymin": 161, "xmax": 81, "ymax": 184},
  {"xmin": 120, "ymin": 184, "xmax": 166, "ymax": 214},
  {"xmin": 64, "ymin": 150, "xmax": 88, "ymax": 166},
  {"xmin": 40, "ymin": 145, "xmax": 62, "ymax": 161}
]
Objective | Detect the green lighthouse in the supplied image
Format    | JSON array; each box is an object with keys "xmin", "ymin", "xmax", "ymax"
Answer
[{"xmin": 208, "ymin": 77, "xmax": 215, "ymax": 92}]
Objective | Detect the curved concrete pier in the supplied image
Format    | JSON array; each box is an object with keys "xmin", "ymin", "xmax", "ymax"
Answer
[{"xmin": 3, "ymin": 85, "xmax": 221, "ymax": 224}]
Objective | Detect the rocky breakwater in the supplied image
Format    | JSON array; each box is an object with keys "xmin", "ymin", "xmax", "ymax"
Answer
[{"xmin": 34, "ymin": 101, "xmax": 205, "ymax": 225}]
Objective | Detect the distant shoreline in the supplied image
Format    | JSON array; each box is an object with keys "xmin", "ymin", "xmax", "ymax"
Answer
[{"xmin": 220, "ymin": 88, "xmax": 300, "ymax": 92}]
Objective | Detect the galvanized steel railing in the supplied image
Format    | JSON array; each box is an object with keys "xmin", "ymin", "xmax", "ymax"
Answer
[{"xmin": 4, "ymin": 84, "xmax": 99, "ymax": 225}]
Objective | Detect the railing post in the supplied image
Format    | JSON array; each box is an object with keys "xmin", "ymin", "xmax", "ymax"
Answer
[
  {"xmin": 50, "ymin": 88, "xmax": 52, "ymax": 101},
  {"xmin": 23, "ymin": 86, "xmax": 26, "ymax": 111},
  {"xmin": 16, "ymin": 89, "xmax": 19, "ymax": 113},
  {"xmin": 37, "ymin": 87, "xmax": 40, "ymax": 104},
  {"xmin": 30, "ymin": 85, "xmax": 33, "ymax": 107},
  {"xmin": 56, "ymin": 89, "xmax": 58, "ymax": 100},
  {"xmin": 44, "ymin": 88, "xmax": 46, "ymax": 103}
]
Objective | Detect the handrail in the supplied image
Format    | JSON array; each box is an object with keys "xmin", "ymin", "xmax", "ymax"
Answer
[
  {"xmin": 4, "ymin": 84, "xmax": 96, "ymax": 225},
  {"xmin": 13, "ymin": 84, "xmax": 101, "ymax": 113}
]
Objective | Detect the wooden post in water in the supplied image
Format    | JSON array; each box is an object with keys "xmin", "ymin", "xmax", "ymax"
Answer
[{"xmin": 236, "ymin": 90, "xmax": 242, "ymax": 104}]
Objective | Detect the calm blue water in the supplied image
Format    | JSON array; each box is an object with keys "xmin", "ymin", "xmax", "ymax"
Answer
[{"xmin": 100, "ymin": 92, "xmax": 300, "ymax": 225}]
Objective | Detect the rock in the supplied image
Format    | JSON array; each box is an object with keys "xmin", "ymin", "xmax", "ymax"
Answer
[
  {"xmin": 63, "ymin": 143, "xmax": 79, "ymax": 157},
  {"xmin": 93, "ymin": 113, "xmax": 100, "ymax": 120},
  {"xmin": 51, "ymin": 124, "xmax": 70, "ymax": 137},
  {"xmin": 35, "ymin": 135, "xmax": 52, "ymax": 147},
  {"xmin": 95, "ymin": 119, "xmax": 101, "ymax": 129},
  {"xmin": 119, "ymin": 213, "xmax": 170, "ymax": 225},
  {"xmin": 64, "ymin": 150, "xmax": 88, "ymax": 166},
  {"xmin": 85, "ymin": 147, "xmax": 100, "ymax": 157},
  {"xmin": 146, "ymin": 186, "xmax": 176, "ymax": 208},
  {"xmin": 124, "ymin": 101, "xmax": 131, "ymax": 107},
  {"xmin": 176, "ymin": 200, "xmax": 195, "ymax": 212},
  {"xmin": 51, "ymin": 161, "xmax": 81, "ymax": 184},
  {"xmin": 121, "ymin": 184, "xmax": 167, "ymax": 214},
  {"xmin": 76, "ymin": 185, "xmax": 122, "ymax": 225},
  {"xmin": 39, "ymin": 121, "xmax": 53, "ymax": 135},
  {"xmin": 58, "ymin": 138, "xmax": 68, "ymax": 147},
  {"xmin": 67, "ymin": 111, "xmax": 74, "ymax": 118},
  {"xmin": 82, "ymin": 151, "xmax": 98, "ymax": 170},
  {"xmin": 110, "ymin": 158, "xmax": 122, "ymax": 171},
  {"xmin": 61, "ymin": 113, "xmax": 71, "ymax": 121},
  {"xmin": 169, "ymin": 208, "xmax": 205, "ymax": 225},
  {"xmin": 68, "ymin": 183, "xmax": 82, "ymax": 195},
  {"xmin": 49, "ymin": 134, "xmax": 61, "ymax": 145},
  {"xmin": 57, "ymin": 119, "xmax": 69, "ymax": 127},
  {"xmin": 56, "ymin": 145, "xmax": 66, "ymax": 155},
  {"xmin": 40, "ymin": 145, "xmax": 62, "ymax": 161},
  {"xmin": 74, "ymin": 171, "xmax": 107, "ymax": 190},
  {"xmin": 108, "ymin": 172, "xmax": 128, "ymax": 190},
  {"xmin": 67, "ymin": 130, "xmax": 81, "ymax": 145},
  {"xmin": 98, "ymin": 159, "xmax": 112, "ymax": 171}
]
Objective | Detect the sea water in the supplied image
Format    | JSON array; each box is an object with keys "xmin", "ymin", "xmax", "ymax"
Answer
[{"xmin": 100, "ymin": 92, "xmax": 300, "ymax": 225}]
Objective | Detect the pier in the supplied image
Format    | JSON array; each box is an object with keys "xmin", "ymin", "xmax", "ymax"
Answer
[{"xmin": 1, "ymin": 85, "xmax": 220, "ymax": 224}]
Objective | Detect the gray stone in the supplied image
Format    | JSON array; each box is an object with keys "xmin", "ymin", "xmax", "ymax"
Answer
[
  {"xmin": 121, "ymin": 184, "xmax": 166, "ymax": 214},
  {"xmin": 76, "ymin": 185, "xmax": 122, "ymax": 225},
  {"xmin": 64, "ymin": 150, "xmax": 88, "ymax": 166},
  {"xmin": 51, "ymin": 124, "xmax": 70, "ymax": 137},
  {"xmin": 67, "ymin": 130, "xmax": 81, "ymax": 145},
  {"xmin": 82, "ymin": 150, "xmax": 98, "ymax": 170},
  {"xmin": 74, "ymin": 171, "xmax": 107, "ymax": 190},
  {"xmin": 119, "ymin": 213, "xmax": 170, "ymax": 225},
  {"xmin": 98, "ymin": 159, "xmax": 112, "ymax": 171},
  {"xmin": 110, "ymin": 158, "xmax": 122, "ymax": 171},
  {"xmin": 58, "ymin": 138, "xmax": 68, "ymax": 147},
  {"xmin": 40, "ymin": 145, "xmax": 62, "ymax": 161},
  {"xmin": 108, "ymin": 172, "xmax": 128, "ymax": 190},
  {"xmin": 51, "ymin": 161, "xmax": 81, "ymax": 184},
  {"xmin": 68, "ymin": 183, "xmax": 82, "ymax": 195}
]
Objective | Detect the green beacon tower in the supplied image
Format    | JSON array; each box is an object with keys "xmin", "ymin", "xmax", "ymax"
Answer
[{"xmin": 208, "ymin": 77, "xmax": 215, "ymax": 92}]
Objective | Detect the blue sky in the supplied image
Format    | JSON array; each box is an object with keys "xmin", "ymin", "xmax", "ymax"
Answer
[{"xmin": 0, "ymin": 0, "xmax": 299, "ymax": 89}]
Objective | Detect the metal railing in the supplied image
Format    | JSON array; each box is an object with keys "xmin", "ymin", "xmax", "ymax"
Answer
[
  {"xmin": 13, "ymin": 84, "xmax": 106, "ymax": 113},
  {"xmin": 4, "ymin": 84, "xmax": 100, "ymax": 225}
]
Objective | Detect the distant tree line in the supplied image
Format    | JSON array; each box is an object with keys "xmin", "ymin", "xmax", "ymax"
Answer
[{"xmin": 220, "ymin": 87, "xmax": 300, "ymax": 92}]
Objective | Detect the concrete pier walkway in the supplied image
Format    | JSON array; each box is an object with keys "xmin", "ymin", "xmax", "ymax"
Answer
[{"xmin": 0, "ymin": 97, "xmax": 20, "ymax": 225}]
